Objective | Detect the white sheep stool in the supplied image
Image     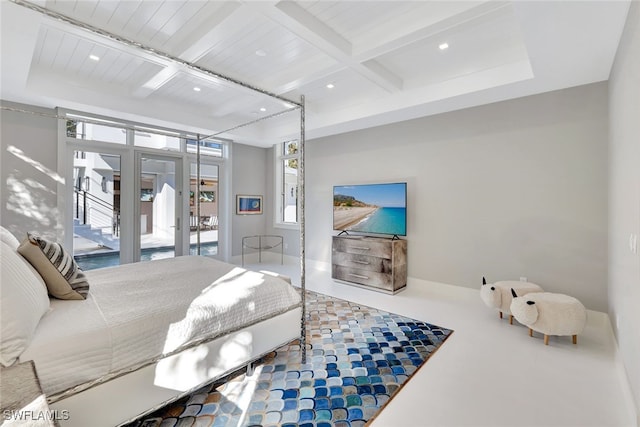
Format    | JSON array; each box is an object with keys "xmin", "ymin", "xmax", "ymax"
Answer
[
  {"xmin": 480, "ymin": 277, "xmax": 543, "ymax": 324},
  {"xmin": 510, "ymin": 289, "xmax": 587, "ymax": 345}
]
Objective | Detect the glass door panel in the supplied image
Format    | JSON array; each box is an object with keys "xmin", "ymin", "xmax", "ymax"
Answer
[
  {"xmin": 72, "ymin": 150, "xmax": 121, "ymax": 270},
  {"xmin": 189, "ymin": 162, "xmax": 219, "ymax": 257},
  {"xmin": 138, "ymin": 154, "xmax": 182, "ymax": 262}
]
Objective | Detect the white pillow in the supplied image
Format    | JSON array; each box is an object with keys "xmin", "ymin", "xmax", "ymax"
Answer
[
  {"xmin": 0, "ymin": 225, "xmax": 20, "ymax": 250},
  {"xmin": 0, "ymin": 241, "xmax": 50, "ymax": 366}
]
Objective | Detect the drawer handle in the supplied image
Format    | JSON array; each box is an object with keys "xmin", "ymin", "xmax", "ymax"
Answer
[
  {"xmin": 351, "ymin": 246, "xmax": 370, "ymax": 251},
  {"xmin": 348, "ymin": 273, "xmax": 369, "ymax": 280},
  {"xmin": 352, "ymin": 260, "xmax": 370, "ymax": 265}
]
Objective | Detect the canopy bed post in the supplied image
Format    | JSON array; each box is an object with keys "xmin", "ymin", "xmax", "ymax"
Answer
[
  {"xmin": 196, "ymin": 133, "xmax": 201, "ymax": 254},
  {"xmin": 299, "ymin": 95, "xmax": 307, "ymax": 363}
]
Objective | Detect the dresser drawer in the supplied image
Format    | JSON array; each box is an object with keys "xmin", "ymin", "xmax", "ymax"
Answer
[
  {"xmin": 332, "ymin": 265, "xmax": 394, "ymax": 291},
  {"xmin": 332, "ymin": 237, "xmax": 392, "ymax": 259},
  {"xmin": 331, "ymin": 251, "xmax": 391, "ymax": 273},
  {"xmin": 331, "ymin": 235, "xmax": 407, "ymax": 294}
]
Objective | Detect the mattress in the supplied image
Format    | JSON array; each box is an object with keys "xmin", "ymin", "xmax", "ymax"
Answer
[{"xmin": 19, "ymin": 256, "xmax": 302, "ymax": 397}]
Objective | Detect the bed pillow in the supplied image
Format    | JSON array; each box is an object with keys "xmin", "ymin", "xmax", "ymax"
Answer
[
  {"xmin": 17, "ymin": 232, "xmax": 89, "ymax": 300},
  {"xmin": 0, "ymin": 241, "xmax": 50, "ymax": 366},
  {"xmin": 0, "ymin": 225, "xmax": 20, "ymax": 250}
]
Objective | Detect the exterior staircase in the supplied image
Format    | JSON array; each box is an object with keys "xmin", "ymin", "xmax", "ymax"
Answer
[{"xmin": 73, "ymin": 219, "xmax": 120, "ymax": 251}]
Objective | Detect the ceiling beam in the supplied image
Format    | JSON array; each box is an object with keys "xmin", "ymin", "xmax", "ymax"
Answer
[
  {"xmin": 133, "ymin": 2, "xmax": 243, "ymax": 98},
  {"xmin": 132, "ymin": 64, "xmax": 180, "ymax": 97},
  {"xmin": 259, "ymin": 1, "xmax": 507, "ymax": 97},
  {"xmin": 174, "ymin": 2, "xmax": 244, "ymax": 63},
  {"xmin": 274, "ymin": 1, "xmax": 352, "ymax": 56},
  {"xmin": 254, "ymin": 0, "xmax": 404, "ymax": 93}
]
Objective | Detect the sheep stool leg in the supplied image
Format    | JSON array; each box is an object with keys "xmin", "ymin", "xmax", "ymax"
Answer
[
  {"xmin": 529, "ymin": 328, "xmax": 533, "ymax": 337},
  {"xmin": 499, "ymin": 312, "xmax": 503, "ymax": 319},
  {"xmin": 509, "ymin": 315, "xmax": 513, "ymax": 325},
  {"xmin": 512, "ymin": 292, "xmax": 587, "ymax": 347}
]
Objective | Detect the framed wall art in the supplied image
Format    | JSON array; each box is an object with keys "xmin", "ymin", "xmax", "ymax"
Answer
[{"xmin": 236, "ymin": 195, "xmax": 263, "ymax": 215}]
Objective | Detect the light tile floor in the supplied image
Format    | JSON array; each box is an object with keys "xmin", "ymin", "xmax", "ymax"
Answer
[{"xmin": 240, "ymin": 256, "xmax": 637, "ymax": 427}]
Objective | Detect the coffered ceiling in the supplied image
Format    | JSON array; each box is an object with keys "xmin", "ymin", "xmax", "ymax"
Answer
[{"xmin": 0, "ymin": 1, "xmax": 630, "ymax": 147}]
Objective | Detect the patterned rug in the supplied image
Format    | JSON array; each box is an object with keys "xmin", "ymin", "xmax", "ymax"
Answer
[{"xmin": 127, "ymin": 291, "xmax": 453, "ymax": 427}]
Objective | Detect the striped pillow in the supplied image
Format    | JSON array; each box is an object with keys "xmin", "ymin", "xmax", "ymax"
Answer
[{"xmin": 18, "ymin": 233, "xmax": 89, "ymax": 300}]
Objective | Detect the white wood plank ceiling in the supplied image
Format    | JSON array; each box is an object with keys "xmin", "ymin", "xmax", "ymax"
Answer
[{"xmin": 0, "ymin": 0, "xmax": 631, "ymax": 146}]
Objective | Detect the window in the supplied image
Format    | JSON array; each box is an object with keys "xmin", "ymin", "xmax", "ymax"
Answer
[
  {"xmin": 134, "ymin": 128, "xmax": 180, "ymax": 151},
  {"xmin": 66, "ymin": 116, "xmax": 126, "ymax": 144},
  {"xmin": 186, "ymin": 139, "xmax": 223, "ymax": 157},
  {"xmin": 275, "ymin": 140, "xmax": 299, "ymax": 226}
]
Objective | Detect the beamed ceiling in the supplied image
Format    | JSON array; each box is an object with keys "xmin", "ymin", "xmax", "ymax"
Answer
[{"xmin": 0, "ymin": 0, "xmax": 630, "ymax": 147}]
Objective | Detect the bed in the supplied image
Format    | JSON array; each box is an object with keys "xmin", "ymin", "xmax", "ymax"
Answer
[{"xmin": 0, "ymin": 230, "xmax": 303, "ymax": 427}]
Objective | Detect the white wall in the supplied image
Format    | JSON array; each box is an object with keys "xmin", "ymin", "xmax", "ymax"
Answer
[
  {"xmin": 609, "ymin": 0, "xmax": 640, "ymax": 417},
  {"xmin": 306, "ymin": 83, "xmax": 609, "ymax": 312},
  {"xmin": 0, "ymin": 101, "xmax": 59, "ymax": 241}
]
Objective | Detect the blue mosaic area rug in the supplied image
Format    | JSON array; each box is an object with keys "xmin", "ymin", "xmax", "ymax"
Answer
[{"xmin": 129, "ymin": 291, "xmax": 453, "ymax": 427}]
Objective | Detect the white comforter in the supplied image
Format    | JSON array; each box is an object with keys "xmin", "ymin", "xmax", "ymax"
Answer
[{"xmin": 20, "ymin": 256, "xmax": 301, "ymax": 396}]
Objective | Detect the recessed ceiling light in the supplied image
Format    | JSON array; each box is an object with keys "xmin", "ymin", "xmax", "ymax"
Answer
[
  {"xmin": 193, "ymin": 87, "xmax": 201, "ymax": 92},
  {"xmin": 326, "ymin": 83, "xmax": 335, "ymax": 89},
  {"xmin": 260, "ymin": 107, "xmax": 267, "ymax": 112},
  {"xmin": 89, "ymin": 54, "xmax": 100, "ymax": 61},
  {"xmin": 439, "ymin": 43, "xmax": 449, "ymax": 50},
  {"xmin": 255, "ymin": 49, "xmax": 267, "ymax": 57}
]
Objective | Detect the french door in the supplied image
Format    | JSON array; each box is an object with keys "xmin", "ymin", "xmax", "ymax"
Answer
[
  {"xmin": 135, "ymin": 152, "xmax": 183, "ymax": 262},
  {"xmin": 68, "ymin": 140, "xmax": 227, "ymax": 269}
]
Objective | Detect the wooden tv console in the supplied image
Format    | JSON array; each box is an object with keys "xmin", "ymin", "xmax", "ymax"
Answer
[{"xmin": 331, "ymin": 235, "xmax": 407, "ymax": 294}]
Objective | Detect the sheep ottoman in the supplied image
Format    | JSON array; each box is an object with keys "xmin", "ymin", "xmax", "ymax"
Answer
[
  {"xmin": 510, "ymin": 289, "xmax": 587, "ymax": 345},
  {"xmin": 480, "ymin": 277, "xmax": 543, "ymax": 324}
]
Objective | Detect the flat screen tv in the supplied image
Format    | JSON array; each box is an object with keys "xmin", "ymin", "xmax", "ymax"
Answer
[{"xmin": 333, "ymin": 182, "xmax": 407, "ymax": 237}]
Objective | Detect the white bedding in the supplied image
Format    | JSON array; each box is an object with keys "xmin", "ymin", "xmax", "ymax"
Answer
[{"xmin": 20, "ymin": 256, "xmax": 302, "ymax": 397}]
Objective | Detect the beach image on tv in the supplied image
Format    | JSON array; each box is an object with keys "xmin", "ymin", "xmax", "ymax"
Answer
[{"xmin": 333, "ymin": 182, "xmax": 406, "ymax": 236}]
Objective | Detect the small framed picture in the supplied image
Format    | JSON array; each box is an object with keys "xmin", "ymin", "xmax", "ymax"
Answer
[{"xmin": 236, "ymin": 195, "xmax": 263, "ymax": 215}]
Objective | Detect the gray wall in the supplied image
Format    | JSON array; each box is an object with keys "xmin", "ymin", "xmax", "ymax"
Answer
[
  {"xmin": 231, "ymin": 142, "xmax": 268, "ymax": 256},
  {"xmin": 0, "ymin": 101, "xmax": 59, "ymax": 242},
  {"xmin": 609, "ymin": 0, "xmax": 640, "ymax": 417},
  {"xmin": 306, "ymin": 83, "xmax": 609, "ymax": 312}
]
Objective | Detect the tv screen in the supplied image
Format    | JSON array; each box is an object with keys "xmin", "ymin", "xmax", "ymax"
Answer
[{"xmin": 333, "ymin": 182, "xmax": 407, "ymax": 236}]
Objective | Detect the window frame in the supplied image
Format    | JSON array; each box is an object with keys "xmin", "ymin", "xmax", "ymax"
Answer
[{"xmin": 274, "ymin": 140, "xmax": 300, "ymax": 230}]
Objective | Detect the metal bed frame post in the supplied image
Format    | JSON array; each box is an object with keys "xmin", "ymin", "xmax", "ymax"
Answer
[
  {"xmin": 196, "ymin": 134, "xmax": 201, "ymax": 255},
  {"xmin": 299, "ymin": 95, "xmax": 307, "ymax": 364}
]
